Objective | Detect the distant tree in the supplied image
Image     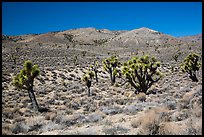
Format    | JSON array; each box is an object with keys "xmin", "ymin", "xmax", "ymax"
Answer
[
  {"xmin": 73, "ymin": 55, "xmax": 78, "ymax": 65},
  {"xmin": 172, "ymin": 54, "xmax": 178, "ymax": 62},
  {"xmin": 180, "ymin": 53, "xmax": 201, "ymax": 82},
  {"xmin": 90, "ymin": 60, "xmax": 99, "ymax": 82},
  {"xmin": 102, "ymin": 55, "xmax": 121, "ymax": 85},
  {"xmin": 82, "ymin": 71, "xmax": 95, "ymax": 96},
  {"xmin": 81, "ymin": 51, "xmax": 87, "ymax": 57}
]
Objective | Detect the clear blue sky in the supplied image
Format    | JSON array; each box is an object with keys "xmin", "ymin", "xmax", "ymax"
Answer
[{"xmin": 2, "ymin": 2, "xmax": 202, "ymax": 37}]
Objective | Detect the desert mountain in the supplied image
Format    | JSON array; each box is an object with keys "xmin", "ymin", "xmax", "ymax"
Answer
[
  {"xmin": 178, "ymin": 34, "xmax": 202, "ymax": 44},
  {"xmin": 106, "ymin": 27, "xmax": 180, "ymax": 47},
  {"xmin": 3, "ymin": 27, "xmax": 201, "ymax": 47},
  {"xmin": 2, "ymin": 27, "xmax": 202, "ymax": 135}
]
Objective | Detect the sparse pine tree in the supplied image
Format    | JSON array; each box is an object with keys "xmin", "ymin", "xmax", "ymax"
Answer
[
  {"xmin": 122, "ymin": 55, "xmax": 163, "ymax": 94},
  {"xmin": 13, "ymin": 60, "xmax": 40, "ymax": 111},
  {"xmin": 102, "ymin": 55, "xmax": 121, "ymax": 85},
  {"xmin": 82, "ymin": 71, "xmax": 95, "ymax": 96},
  {"xmin": 180, "ymin": 53, "xmax": 201, "ymax": 82}
]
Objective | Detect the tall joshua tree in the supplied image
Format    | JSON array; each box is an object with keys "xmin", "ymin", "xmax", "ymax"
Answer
[
  {"xmin": 13, "ymin": 60, "xmax": 40, "ymax": 111},
  {"xmin": 180, "ymin": 53, "xmax": 201, "ymax": 82},
  {"xmin": 122, "ymin": 55, "xmax": 163, "ymax": 94},
  {"xmin": 102, "ymin": 55, "xmax": 121, "ymax": 85}
]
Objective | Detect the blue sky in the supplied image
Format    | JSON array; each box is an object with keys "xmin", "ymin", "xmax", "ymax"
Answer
[{"xmin": 2, "ymin": 2, "xmax": 202, "ymax": 37}]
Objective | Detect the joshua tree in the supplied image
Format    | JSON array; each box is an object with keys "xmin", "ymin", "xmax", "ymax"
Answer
[
  {"xmin": 102, "ymin": 55, "xmax": 121, "ymax": 85},
  {"xmin": 122, "ymin": 55, "xmax": 163, "ymax": 94},
  {"xmin": 90, "ymin": 60, "xmax": 99, "ymax": 82},
  {"xmin": 13, "ymin": 60, "xmax": 40, "ymax": 111},
  {"xmin": 172, "ymin": 52, "xmax": 182, "ymax": 62},
  {"xmin": 73, "ymin": 55, "xmax": 78, "ymax": 65},
  {"xmin": 11, "ymin": 54, "xmax": 18, "ymax": 66},
  {"xmin": 82, "ymin": 71, "xmax": 95, "ymax": 96},
  {"xmin": 172, "ymin": 54, "xmax": 178, "ymax": 62},
  {"xmin": 180, "ymin": 53, "xmax": 201, "ymax": 82},
  {"xmin": 81, "ymin": 51, "xmax": 87, "ymax": 57}
]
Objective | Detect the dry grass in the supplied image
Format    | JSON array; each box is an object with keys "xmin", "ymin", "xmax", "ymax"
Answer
[
  {"xmin": 159, "ymin": 116, "xmax": 202, "ymax": 135},
  {"xmin": 2, "ymin": 124, "xmax": 13, "ymax": 135},
  {"xmin": 45, "ymin": 112, "xmax": 57, "ymax": 121},
  {"xmin": 158, "ymin": 121, "xmax": 189, "ymax": 135},
  {"xmin": 136, "ymin": 92, "xmax": 146, "ymax": 102},
  {"xmin": 131, "ymin": 106, "xmax": 169, "ymax": 135}
]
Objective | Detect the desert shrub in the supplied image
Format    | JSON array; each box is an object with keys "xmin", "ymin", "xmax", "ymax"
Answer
[
  {"xmin": 122, "ymin": 55, "xmax": 163, "ymax": 94},
  {"xmin": 102, "ymin": 125, "xmax": 129, "ymax": 135},
  {"xmin": 134, "ymin": 107, "xmax": 169, "ymax": 135},
  {"xmin": 11, "ymin": 122, "xmax": 28, "ymax": 134},
  {"xmin": 137, "ymin": 92, "xmax": 146, "ymax": 102},
  {"xmin": 13, "ymin": 60, "xmax": 41, "ymax": 111},
  {"xmin": 41, "ymin": 121, "xmax": 63, "ymax": 132},
  {"xmin": 63, "ymin": 34, "xmax": 74, "ymax": 42},
  {"xmin": 124, "ymin": 104, "xmax": 143, "ymax": 115},
  {"xmin": 102, "ymin": 55, "xmax": 121, "ymax": 85},
  {"xmin": 82, "ymin": 70, "xmax": 95, "ymax": 96},
  {"xmin": 84, "ymin": 111, "xmax": 105, "ymax": 123},
  {"xmin": 166, "ymin": 100, "xmax": 177, "ymax": 110},
  {"xmin": 180, "ymin": 53, "xmax": 201, "ymax": 82}
]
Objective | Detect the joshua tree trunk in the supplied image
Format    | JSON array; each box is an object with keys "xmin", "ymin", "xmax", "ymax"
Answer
[
  {"xmin": 87, "ymin": 80, "xmax": 92, "ymax": 96},
  {"xmin": 87, "ymin": 87, "xmax": 91, "ymax": 96},
  {"xmin": 28, "ymin": 86, "xmax": 39, "ymax": 111},
  {"xmin": 190, "ymin": 73, "xmax": 198, "ymax": 82},
  {"xmin": 109, "ymin": 69, "xmax": 113, "ymax": 83},
  {"xmin": 112, "ymin": 74, "xmax": 116, "ymax": 85},
  {"xmin": 109, "ymin": 68, "xmax": 116, "ymax": 85},
  {"xmin": 95, "ymin": 71, "xmax": 98, "ymax": 83}
]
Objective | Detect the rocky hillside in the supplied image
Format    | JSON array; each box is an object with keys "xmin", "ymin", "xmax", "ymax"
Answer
[
  {"xmin": 2, "ymin": 27, "xmax": 202, "ymax": 135},
  {"xmin": 179, "ymin": 34, "xmax": 202, "ymax": 44}
]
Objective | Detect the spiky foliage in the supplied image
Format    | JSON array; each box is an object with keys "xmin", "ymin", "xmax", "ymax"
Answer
[
  {"xmin": 90, "ymin": 60, "xmax": 99, "ymax": 82},
  {"xmin": 180, "ymin": 53, "xmax": 201, "ymax": 82},
  {"xmin": 122, "ymin": 55, "xmax": 163, "ymax": 94},
  {"xmin": 13, "ymin": 60, "xmax": 40, "ymax": 110},
  {"xmin": 102, "ymin": 55, "xmax": 121, "ymax": 85},
  {"xmin": 82, "ymin": 71, "xmax": 95, "ymax": 96}
]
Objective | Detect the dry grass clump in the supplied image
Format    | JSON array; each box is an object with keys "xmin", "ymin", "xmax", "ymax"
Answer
[
  {"xmin": 190, "ymin": 102, "xmax": 202, "ymax": 118},
  {"xmin": 136, "ymin": 92, "xmax": 146, "ymax": 102},
  {"xmin": 131, "ymin": 106, "xmax": 169, "ymax": 135},
  {"xmin": 158, "ymin": 117, "xmax": 202, "ymax": 135},
  {"xmin": 11, "ymin": 122, "xmax": 29, "ymax": 134},
  {"xmin": 158, "ymin": 121, "xmax": 189, "ymax": 135},
  {"xmin": 2, "ymin": 124, "xmax": 13, "ymax": 135},
  {"xmin": 182, "ymin": 91, "xmax": 195, "ymax": 104},
  {"xmin": 102, "ymin": 125, "xmax": 129, "ymax": 135},
  {"xmin": 45, "ymin": 111, "xmax": 57, "ymax": 121},
  {"xmin": 179, "ymin": 85, "xmax": 202, "ymax": 110},
  {"xmin": 188, "ymin": 117, "xmax": 202, "ymax": 135},
  {"xmin": 84, "ymin": 110, "xmax": 106, "ymax": 123},
  {"xmin": 131, "ymin": 103, "xmax": 202, "ymax": 135}
]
